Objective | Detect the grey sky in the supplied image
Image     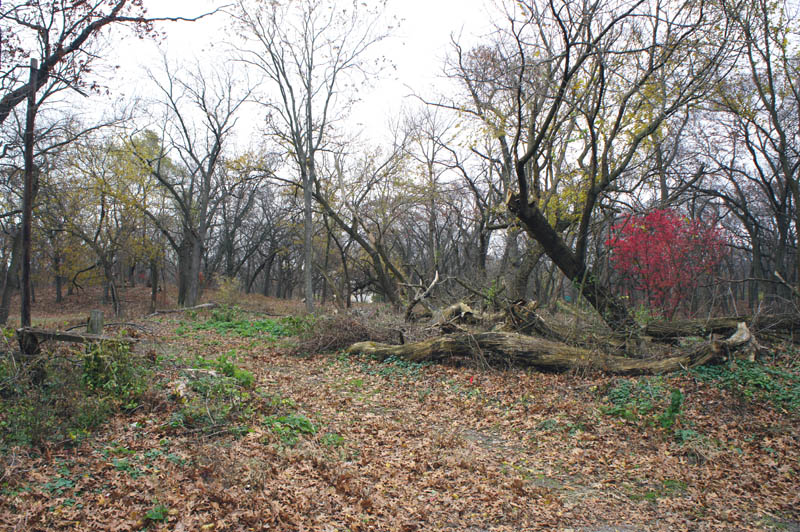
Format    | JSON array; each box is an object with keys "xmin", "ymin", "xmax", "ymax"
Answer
[{"xmin": 108, "ymin": 0, "xmax": 496, "ymax": 141}]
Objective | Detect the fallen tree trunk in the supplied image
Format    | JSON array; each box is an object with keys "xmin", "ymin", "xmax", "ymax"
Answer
[
  {"xmin": 16, "ymin": 327, "xmax": 139, "ymax": 355},
  {"xmin": 347, "ymin": 323, "xmax": 754, "ymax": 375},
  {"xmin": 644, "ymin": 314, "xmax": 799, "ymax": 340}
]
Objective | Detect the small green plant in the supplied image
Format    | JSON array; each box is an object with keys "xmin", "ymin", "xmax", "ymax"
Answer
[
  {"xmin": 361, "ymin": 355, "xmax": 428, "ymax": 379},
  {"xmin": 263, "ymin": 413, "xmax": 317, "ymax": 446},
  {"xmin": 193, "ymin": 312, "xmax": 313, "ymax": 338},
  {"xmin": 145, "ymin": 501, "xmax": 169, "ymax": 523},
  {"xmin": 632, "ymin": 305, "xmax": 657, "ymax": 326},
  {"xmin": 656, "ymin": 389, "xmax": 684, "ymax": 429},
  {"xmin": 321, "ymin": 432, "xmax": 345, "ymax": 447},
  {"xmin": 674, "ymin": 428, "xmax": 702, "ymax": 444},
  {"xmin": 602, "ymin": 378, "xmax": 669, "ymax": 420},
  {"xmin": 43, "ymin": 472, "xmax": 75, "ymax": 495},
  {"xmin": 192, "ymin": 352, "xmax": 254, "ymax": 388},
  {"xmin": 485, "ymin": 278, "xmax": 503, "ymax": 308},
  {"xmin": 262, "ymin": 391, "xmax": 296, "ymax": 410},
  {"xmin": 535, "ymin": 419, "xmax": 560, "ymax": 433},
  {"xmin": 170, "ymin": 353, "xmax": 259, "ymax": 433}
]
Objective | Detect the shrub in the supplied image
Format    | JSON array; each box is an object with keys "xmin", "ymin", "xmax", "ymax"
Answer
[
  {"xmin": 0, "ymin": 341, "xmax": 151, "ymax": 448},
  {"xmin": 82, "ymin": 341, "xmax": 149, "ymax": 409},
  {"xmin": 290, "ymin": 314, "xmax": 398, "ymax": 356},
  {"xmin": 171, "ymin": 353, "xmax": 257, "ymax": 433},
  {"xmin": 215, "ymin": 275, "xmax": 242, "ymax": 308},
  {"xmin": 606, "ymin": 209, "xmax": 727, "ymax": 318}
]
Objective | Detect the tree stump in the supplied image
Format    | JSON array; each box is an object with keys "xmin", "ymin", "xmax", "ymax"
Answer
[{"xmin": 87, "ymin": 310, "xmax": 104, "ymax": 335}]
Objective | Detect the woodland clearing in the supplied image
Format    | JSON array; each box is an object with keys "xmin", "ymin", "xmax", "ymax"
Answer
[{"xmin": 0, "ymin": 287, "xmax": 798, "ymax": 531}]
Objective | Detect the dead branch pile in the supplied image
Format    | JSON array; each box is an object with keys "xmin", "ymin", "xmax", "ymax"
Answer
[{"xmin": 291, "ymin": 313, "xmax": 402, "ymax": 355}]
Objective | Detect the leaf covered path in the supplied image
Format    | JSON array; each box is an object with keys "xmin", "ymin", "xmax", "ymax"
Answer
[{"xmin": 1, "ymin": 314, "xmax": 798, "ymax": 531}]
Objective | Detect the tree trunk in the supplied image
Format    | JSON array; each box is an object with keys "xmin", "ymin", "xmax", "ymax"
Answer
[
  {"xmin": 188, "ymin": 234, "xmax": 203, "ymax": 307},
  {"xmin": 509, "ymin": 194, "xmax": 635, "ymax": 331},
  {"xmin": 347, "ymin": 329, "xmax": 746, "ymax": 375},
  {"xmin": 0, "ymin": 226, "xmax": 22, "ymax": 325},
  {"xmin": 512, "ymin": 246, "xmax": 542, "ymax": 301},
  {"xmin": 21, "ymin": 59, "xmax": 38, "ymax": 329},
  {"xmin": 644, "ymin": 314, "xmax": 799, "ymax": 340},
  {"xmin": 177, "ymin": 238, "xmax": 190, "ymax": 307},
  {"xmin": 54, "ymin": 251, "xmax": 63, "ymax": 303},
  {"xmin": 177, "ymin": 231, "xmax": 203, "ymax": 308},
  {"xmin": 149, "ymin": 258, "xmax": 159, "ymax": 314}
]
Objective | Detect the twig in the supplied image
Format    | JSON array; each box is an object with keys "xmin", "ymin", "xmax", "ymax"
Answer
[
  {"xmin": 147, "ymin": 302, "xmax": 219, "ymax": 317},
  {"xmin": 774, "ymin": 271, "xmax": 800, "ymax": 300},
  {"xmin": 65, "ymin": 322, "xmax": 152, "ymax": 333}
]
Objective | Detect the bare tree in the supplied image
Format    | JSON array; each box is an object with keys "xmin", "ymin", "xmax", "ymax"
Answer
[
  {"xmin": 234, "ymin": 0, "xmax": 387, "ymax": 312},
  {"xmin": 443, "ymin": 0, "xmax": 734, "ymax": 330},
  {"xmin": 0, "ymin": 0, "xmax": 220, "ymax": 127},
  {"xmin": 134, "ymin": 60, "xmax": 254, "ymax": 307}
]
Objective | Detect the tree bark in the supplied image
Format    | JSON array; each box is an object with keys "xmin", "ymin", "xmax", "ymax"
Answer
[
  {"xmin": 149, "ymin": 258, "xmax": 159, "ymax": 314},
  {"xmin": 177, "ymin": 230, "xmax": 203, "ymax": 307}
]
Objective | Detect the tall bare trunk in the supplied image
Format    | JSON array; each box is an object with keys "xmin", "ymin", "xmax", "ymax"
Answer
[{"xmin": 0, "ymin": 226, "xmax": 22, "ymax": 325}]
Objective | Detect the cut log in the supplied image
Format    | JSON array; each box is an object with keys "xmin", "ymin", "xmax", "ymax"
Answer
[{"xmin": 347, "ymin": 324, "xmax": 755, "ymax": 375}]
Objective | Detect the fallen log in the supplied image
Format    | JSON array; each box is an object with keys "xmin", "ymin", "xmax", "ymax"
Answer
[
  {"xmin": 644, "ymin": 314, "xmax": 799, "ymax": 340},
  {"xmin": 16, "ymin": 327, "xmax": 139, "ymax": 355},
  {"xmin": 347, "ymin": 323, "xmax": 754, "ymax": 375}
]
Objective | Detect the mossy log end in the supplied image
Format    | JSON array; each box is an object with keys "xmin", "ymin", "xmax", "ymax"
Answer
[{"xmin": 347, "ymin": 328, "xmax": 751, "ymax": 375}]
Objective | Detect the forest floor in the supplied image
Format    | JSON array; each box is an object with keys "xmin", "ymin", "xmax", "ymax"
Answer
[{"xmin": 0, "ymin": 287, "xmax": 798, "ymax": 531}]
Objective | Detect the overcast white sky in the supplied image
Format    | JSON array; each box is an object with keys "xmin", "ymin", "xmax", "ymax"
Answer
[{"xmin": 107, "ymin": 0, "xmax": 498, "ymax": 143}]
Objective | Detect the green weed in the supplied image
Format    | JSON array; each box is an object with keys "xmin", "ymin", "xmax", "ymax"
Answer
[
  {"xmin": 263, "ymin": 413, "xmax": 317, "ymax": 446},
  {"xmin": 192, "ymin": 308, "xmax": 316, "ymax": 338},
  {"xmin": 361, "ymin": 355, "xmax": 428, "ymax": 379},
  {"xmin": 536, "ymin": 419, "xmax": 560, "ymax": 432},
  {"xmin": 82, "ymin": 340, "xmax": 149, "ymax": 409},
  {"xmin": 691, "ymin": 361, "xmax": 800, "ymax": 413},
  {"xmin": 601, "ymin": 378, "xmax": 684, "ymax": 430},
  {"xmin": 656, "ymin": 389, "xmax": 684, "ymax": 429},
  {"xmin": 192, "ymin": 351, "xmax": 254, "ymax": 388},
  {"xmin": 321, "ymin": 432, "xmax": 345, "ymax": 447},
  {"xmin": 145, "ymin": 501, "xmax": 169, "ymax": 523}
]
